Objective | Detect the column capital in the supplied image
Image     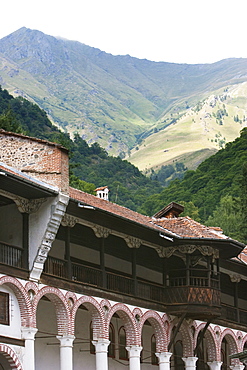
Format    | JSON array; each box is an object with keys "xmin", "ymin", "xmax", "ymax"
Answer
[
  {"xmin": 182, "ymin": 356, "xmax": 198, "ymax": 368},
  {"xmin": 21, "ymin": 327, "xmax": 38, "ymax": 340},
  {"xmin": 207, "ymin": 361, "xmax": 223, "ymax": 370},
  {"xmin": 92, "ymin": 339, "xmax": 110, "ymax": 353},
  {"xmin": 57, "ymin": 335, "xmax": 75, "ymax": 370},
  {"xmin": 126, "ymin": 345, "xmax": 143, "ymax": 358},
  {"xmin": 56, "ymin": 334, "xmax": 75, "ymax": 347},
  {"xmin": 155, "ymin": 351, "xmax": 172, "ymax": 362}
]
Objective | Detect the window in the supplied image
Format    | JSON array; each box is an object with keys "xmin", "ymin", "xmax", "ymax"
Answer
[
  {"xmin": 151, "ymin": 334, "xmax": 158, "ymax": 365},
  {"xmin": 118, "ymin": 327, "xmax": 128, "ymax": 360},
  {"xmin": 174, "ymin": 340, "xmax": 184, "ymax": 370},
  {"xmin": 221, "ymin": 337, "xmax": 230, "ymax": 370},
  {"xmin": 108, "ymin": 323, "xmax": 115, "ymax": 358},
  {"xmin": 0, "ymin": 292, "xmax": 9, "ymax": 325}
]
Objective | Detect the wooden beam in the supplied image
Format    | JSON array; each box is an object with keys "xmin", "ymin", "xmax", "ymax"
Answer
[
  {"xmin": 168, "ymin": 313, "xmax": 186, "ymax": 351},
  {"xmin": 194, "ymin": 320, "xmax": 210, "ymax": 356}
]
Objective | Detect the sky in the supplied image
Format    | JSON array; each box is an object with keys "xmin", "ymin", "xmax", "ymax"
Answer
[{"xmin": 1, "ymin": 0, "xmax": 246, "ymax": 64}]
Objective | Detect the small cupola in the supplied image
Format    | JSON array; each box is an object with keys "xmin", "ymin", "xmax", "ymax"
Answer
[
  {"xmin": 95, "ymin": 186, "xmax": 109, "ymax": 201},
  {"xmin": 153, "ymin": 202, "xmax": 184, "ymax": 219}
]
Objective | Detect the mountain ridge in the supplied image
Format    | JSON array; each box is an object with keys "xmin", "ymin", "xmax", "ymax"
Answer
[{"xmin": 0, "ymin": 27, "xmax": 247, "ymax": 166}]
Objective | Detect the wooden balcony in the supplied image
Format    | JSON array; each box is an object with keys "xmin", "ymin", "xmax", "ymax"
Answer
[
  {"xmin": 0, "ymin": 244, "xmax": 222, "ymax": 320},
  {"xmin": 44, "ymin": 256, "xmax": 221, "ymax": 318}
]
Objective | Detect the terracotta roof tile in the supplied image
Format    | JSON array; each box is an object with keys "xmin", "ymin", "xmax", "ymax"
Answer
[
  {"xmin": 153, "ymin": 217, "xmax": 228, "ymax": 240},
  {"xmin": 94, "ymin": 186, "xmax": 109, "ymax": 191},
  {"xmin": 69, "ymin": 187, "xmax": 232, "ymax": 241},
  {"xmin": 69, "ymin": 186, "xmax": 156, "ymax": 230},
  {"xmin": 237, "ymin": 246, "xmax": 247, "ymax": 264}
]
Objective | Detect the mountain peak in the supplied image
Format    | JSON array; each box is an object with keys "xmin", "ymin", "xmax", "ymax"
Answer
[{"xmin": 0, "ymin": 28, "xmax": 247, "ymax": 163}]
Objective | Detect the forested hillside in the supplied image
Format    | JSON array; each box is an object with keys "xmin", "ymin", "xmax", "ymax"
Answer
[{"xmin": 0, "ymin": 86, "xmax": 162, "ymax": 210}]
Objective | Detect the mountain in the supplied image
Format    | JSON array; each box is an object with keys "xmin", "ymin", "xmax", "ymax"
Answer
[
  {"xmin": 131, "ymin": 82, "xmax": 247, "ymax": 172},
  {"xmin": 0, "ymin": 27, "xmax": 247, "ymax": 167},
  {"xmin": 0, "ymin": 86, "xmax": 162, "ymax": 212},
  {"xmin": 139, "ymin": 126, "xmax": 247, "ymax": 226}
]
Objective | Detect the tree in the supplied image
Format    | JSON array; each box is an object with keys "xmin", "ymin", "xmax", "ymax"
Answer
[
  {"xmin": 180, "ymin": 201, "xmax": 201, "ymax": 222},
  {"xmin": 69, "ymin": 175, "xmax": 96, "ymax": 195},
  {"xmin": 205, "ymin": 195, "xmax": 243, "ymax": 242},
  {"xmin": 240, "ymin": 162, "xmax": 247, "ymax": 243},
  {"xmin": 0, "ymin": 108, "xmax": 24, "ymax": 133}
]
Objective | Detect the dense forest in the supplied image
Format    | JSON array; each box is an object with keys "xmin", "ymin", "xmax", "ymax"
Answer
[{"xmin": 0, "ymin": 86, "xmax": 247, "ymax": 243}]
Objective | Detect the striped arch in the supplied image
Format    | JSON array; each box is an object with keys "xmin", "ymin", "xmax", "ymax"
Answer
[
  {"xmin": 162, "ymin": 314, "xmax": 172, "ymax": 343},
  {"xmin": 169, "ymin": 319, "xmax": 194, "ymax": 357},
  {"xmin": 194, "ymin": 322, "xmax": 217, "ymax": 362},
  {"xmin": 139, "ymin": 310, "xmax": 168, "ymax": 352},
  {"xmin": 0, "ymin": 344, "xmax": 23, "ymax": 370},
  {"xmin": 32, "ymin": 286, "xmax": 71, "ymax": 335},
  {"xmin": 71, "ymin": 296, "xmax": 106, "ymax": 339},
  {"xmin": 242, "ymin": 333, "xmax": 247, "ymax": 350},
  {"xmin": 220, "ymin": 328, "xmax": 240, "ymax": 366},
  {"xmin": 179, "ymin": 322, "xmax": 194, "ymax": 357},
  {"xmin": 0, "ymin": 276, "xmax": 33, "ymax": 327},
  {"xmin": 107, "ymin": 303, "xmax": 139, "ymax": 346},
  {"xmin": 25, "ymin": 281, "xmax": 39, "ymax": 295}
]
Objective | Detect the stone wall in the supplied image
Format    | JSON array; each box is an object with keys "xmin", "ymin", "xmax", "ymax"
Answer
[{"xmin": 0, "ymin": 131, "xmax": 69, "ymax": 194}]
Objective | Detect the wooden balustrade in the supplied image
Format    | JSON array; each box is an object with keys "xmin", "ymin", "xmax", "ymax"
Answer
[
  {"xmin": 221, "ymin": 303, "xmax": 247, "ymax": 326},
  {"xmin": 44, "ymin": 256, "xmax": 221, "ymax": 309},
  {"xmin": 72, "ymin": 263, "xmax": 102, "ymax": 286},
  {"xmin": 44, "ymin": 256, "xmax": 68, "ymax": 278},
  {"xmin": 0, "ymin": 242, "xmax": 23, "ymax": 268},
  {"xmin": 107, "ymin": 271, "xmax": 133, "ymax": 295}
]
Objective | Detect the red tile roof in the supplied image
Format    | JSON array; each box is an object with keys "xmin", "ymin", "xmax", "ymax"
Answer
[
  {"xmin": 70, "ymin": 188, "xmax": 247, "ymax": 261},
  {"xmin": 69, "ymin": 187, "xmax": 231, "ymax": 241},
  {"xmin": 238, "ymin": 246, "xmax": 247, "ymax": 264},
  {"xmin": 153, "ymin": 217, "xmax": 228, "ymax": 240},
  {"xmin": 69, "ymin": 186, "xmax": 155, "ymax": 230}
]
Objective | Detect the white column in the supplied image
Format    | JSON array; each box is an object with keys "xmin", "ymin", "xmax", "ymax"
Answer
[
  {"xmin": 182, "ymin": 356, "xmax": 198, "ymax": 369},
  {"xmin": 56, "ymin": 335, "xmax": 75, "ymax": 370},
  {"xmin": 21, "ymin": 327, "xmax": 38, "ymax": 370},
  {"xmin": 207, "ymin": 361, "xmax": 222, "ymax": 370},
  {"xmin": 230, "ymin": 365, "xmax": 245, "ymax": 370},
  {"xmin": 155, "ymin": 352, "xmax": 172, "ymax": 370},
  {"xmin": 92, "ymin": 339, "xmax": 110, "ymax": 370},
  {"xmin": 126, "ymin": 345, "xmax": 142, "ymax": 370}
]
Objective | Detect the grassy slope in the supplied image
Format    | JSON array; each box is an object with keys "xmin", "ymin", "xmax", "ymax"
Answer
[{"xmin": 128, "ymin": 82, "xmax": 247, "ymax": 171}]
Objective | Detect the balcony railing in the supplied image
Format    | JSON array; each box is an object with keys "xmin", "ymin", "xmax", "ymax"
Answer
[
  {"xmin": 221, "ymin": 303, "xmax": 247, "ymax": 326},
  {"xmin": 72, "ymin": 263, "xmax": 102, "ymax": 287},
  {"xmin": 0, "ymin": 242, "xmax": 23, "ymax": 268},
  {"xmin": 44, "ymin": 256, "xmax": 221, "ymax": 308},
  {"xmin": 44, "ymin": 256, "xmax": 68, "ymax": 279}
]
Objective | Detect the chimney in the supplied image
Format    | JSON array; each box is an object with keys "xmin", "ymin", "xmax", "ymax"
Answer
[
  {"xmin": 153, "ymin": 202, "xmax": 184, "ymax": 219},
  {"xmin": 0, "ymin": 130, "xmax": 69, "ymax": 194},
  {"xmin": 95, "ymin": 186, "xmax": 109, "ymax": 201}
]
